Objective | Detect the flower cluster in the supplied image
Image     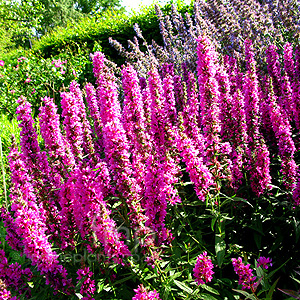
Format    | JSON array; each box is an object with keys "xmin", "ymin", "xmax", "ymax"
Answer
[
  {"xmin": 232, "ymin": 257, "xmax": 257, "ymax": 290},
  {"xmin": 132, "ymin": 285, "xmax": 161, "ymax": 300},
  {"xmin": 193, "ymin": 251, "xmax": 214, "ymax": 285}
]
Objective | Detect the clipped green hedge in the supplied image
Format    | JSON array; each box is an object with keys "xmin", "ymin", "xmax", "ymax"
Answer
[{"xmin": 33, "ymin": 1, "xmax": 193, "ymax": 65}]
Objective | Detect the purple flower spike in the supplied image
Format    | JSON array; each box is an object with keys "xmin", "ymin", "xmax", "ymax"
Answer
[{"xmin": 193, "ymin": 251, "xmax": 214, "ymax": 285}]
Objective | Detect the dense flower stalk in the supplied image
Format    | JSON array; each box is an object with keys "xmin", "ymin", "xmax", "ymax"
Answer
[
  {"xmin": 193, "ymin": 251, "xmax": 214, "ymax": 285},
  {"xmin": 85, "ymin": 83, "xmax": 104, "ymax": 152},
  {"xmin": 92, "ymin": 52, "xmax": 147, "ymax": 231},
  {"xmin": 0, "ymin": 208, "xmax": 23, "ymax": 252},
  {"xmin": 268, "ymin": 80, "xmax": 297, "ymax": 190},
  {"xmin": 132, "ymin": 285, "xmax": 161, "ymax": 300},
  {"xmin": 72, "ymin": 163, "xmax": 130, "ymax": 262},
  {"xmin": 76, "ymin": 267, "xmax": 95, "ymax": 300},
  {"xmin": 39, "ymin": 96, "xmax": 75, "ymax": 180},
  {"xmin": 8, "ymin": 139, "xmax": 72, "ymax": 292},
  {"xmin": 16, "ymin": 96, "xmax": 49, "ymax": 184},
  {"xmin": 232, "ymin": 257, "xmax": 256, "ymax": 290},
  {"xmin": 69, "ymin": 81, "xmax": 95, "ymax": 158},
  {"xmin": 170, "ymin": 124, "xmax": 213, "ymax": 201},
  {"xmin": 244, "ymin": 39, "xmax": 271, "ymax": 196},
  {"xmin": 266, "ymin": 45, "xmax": 281, "ymax": 95},
  {"xmin": 0, "ymin": 242, "xmax": 32, "ymax": 298},
  {"xmin": 61, "ymin": 91, "xmax": 85, "ymax": 160},
  {"xmin": 283, "ymin": 43, "xmax": 295, "ymax": 83}
]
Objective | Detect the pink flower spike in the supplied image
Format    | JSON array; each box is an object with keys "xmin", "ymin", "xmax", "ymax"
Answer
[
  {"xmin": 0, "ymin": 60, "xmax": 4, "ymax": 66},
  {"xmin": 193, "ymin": 251, "xmax": 214, "ymax": 285},
  {"xmin": 24, "ymin": 77, "xmax": 31, "ymax": 83},
  {"xmin": 132, "ymin": 285, "xmax": 161, "ymax": 300}
]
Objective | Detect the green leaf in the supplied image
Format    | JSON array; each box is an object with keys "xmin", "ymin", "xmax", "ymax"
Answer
[
  {"xmin": 215, "ymin": 233, "xmax": 226, "ymax": 267},
  {"xmin": 173, "ymin": 280, "xmax": 194, "ymax": 294},
  {"xmin": 265, "ymin": 277, "xmax": 280, "ymax": 300},
  {"xmin": 202, "ymin": 284, "xmax": 220, "ymax": 295},
  {"xmin": 112, "ymin": 274, "xmax": 134, "ymax": 286},
  {"xmin": 200, "ymin": 293, "xmax": 219, "ymax": 300},
  {"xmin": 232, "ymin": 289, "xmax": 257, "ymax": 300}
]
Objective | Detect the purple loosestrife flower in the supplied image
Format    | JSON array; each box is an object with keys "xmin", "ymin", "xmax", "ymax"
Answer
[
  {"xmin": 92, "ymin": 52, "xmax": 147, "ymax": 231},
  {"xmin": 280, "ymin": 74, "xmax": 294, "ymax": 121},
  {"xmin": 183, "ymin": 72, "xmax": 205, "ymax": 155},
  {"xmin": 284, "ymin": 43, "xmax": 295, "ymax": 83},
  {"xmin": 232, "ymin": 257, "xmax": 257, "ymax": 290},
  {"xmin": 61, "ymin": 91, "xmax": 84, "ymax": 160},
  {"xmin": 132, "ymin": 285, "xmax": 161, "ymax": 300},
  {"xmin": 0, "ymin": 208, "xmax": 23, "ymax": 252},
  {"xmin": 268, "ymin": 80, "xmax": 297, "ymax": 190},
  {"xmin": 170, "ymin": 124, "xmax": 213, "ymax": 201},
  {"xmin": 257, "ymin": 257, "xmax": 272, "ymax": 269},
  {"xmin": 266, "ymin": 45, "xmax": 281, "ymax": 95},
  {"xmin": 72, "ymin": 163, "xmax": 130, "ymax": 262},
  {"xmin": 230, "ymin": 90, "xmax": 249, "ymax": 189},
  {"xmin": 0, "ymin": 242, "xmax": 32, "ymax": 298},
  {"xmin": 8, "ymin": 139, "xmax": 72, "ymax": 293},
  {"xmin": 39, "ymin": 96, "xmax": 75, "ymax": 181},
  {"xmin": 69, "ymin": 81, "xmax": 95, "ymax": 158},
  {"xmin": 193, "ymin": 251, "xmax": 214, "ymax": 285},
  {"xmin": 163, "ymin": 72, "xmax": 177, "ymax": 126},
  {"xmin": 244, "ymin": 39, "xmax": 271, "ymax": 196},
  {"xmin": 293, "ymin": 172, "xmax": 300, "ymax": 206},
  {"xmin": 121, "ymin": 64, "xmax": 151, "ymax": 191},
  {"xmin": 85, "ymin": 83, "xmax": 104, "ymax": 152},
  {"xmin": 16, "ymin": 96, "xmax": 50, "ymax": 185},
  {"xmin": 76, "ymin": 267, "xmax": 95, "ymax": 300},
  {"xmin": 196, "ymin": 36, "xmax": 222, "ymax": 167}
]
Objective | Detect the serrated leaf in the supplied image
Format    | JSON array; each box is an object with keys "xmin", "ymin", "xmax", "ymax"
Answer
[{"xmin": 173, "ymin": 280, "xmax": 194, "ymax": 294}]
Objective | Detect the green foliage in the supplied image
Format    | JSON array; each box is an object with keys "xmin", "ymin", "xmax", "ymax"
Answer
[{"xmin": 32, "ymin": 1, "xmax": 193, "ymax": 64}]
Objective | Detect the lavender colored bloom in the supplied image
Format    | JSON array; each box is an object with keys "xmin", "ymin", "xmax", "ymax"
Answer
[
  {"xmin": 132, "ymin": 285, "xmax": 161, "ymax": 300},
  {"xmin": 232, "ymin": 257, "xmax": 256, "ymax": 290},
  {"xmin": 257, "ymin": 257, "xmax": 272, "ymax": 269},
  {"xmin": 193, "ymin": 251, "xmax": 214, "ymax": 285}
]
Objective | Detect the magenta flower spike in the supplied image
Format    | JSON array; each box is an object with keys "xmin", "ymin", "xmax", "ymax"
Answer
[
  {"xmin": 0, "ymin": 208, "xmax": 23, "ymax": 252},
  {"xmin": 39, "ymin": 96, "xmax": 75, "ymax": 179},
  {"xmin": 8, "ymin": 140, "xmax": 72, "ymax": 293},
  {"xmin": 132, "ymin": 285, "xmax": 161, "ymax": 300},
  {"xmin": 244, "ymin": 39, "xmax": 271, "ymax": 196},
  {"xmin": 92, "ymin": 51, "xmax": 147, "ymax": 230},
  {"xmin": 76, "ymin": 267, "xmax": 95, "ymax": 300},
  {"xmin": 0, "ymin": 242, "xmax": 32, "ymax": 297},
  {"xmin": 268, "ymin": 79, "xmax": 297, "ymax": 190},
  {"xmin": 16, "ymin": 96, "xmax": 50, "ymax": 184},
  {"xmin": 170, "ymin": 125, "xmax": 213, "ymax": 201},
  {"xmin": 72, "ymin": 163, "xmax": 130, "ymax": 262},
  {"xmin": 61, "ymin": 91, "xmax": 84, "ymax": 160},
  {"xmin": 196, "ymin": 36, "xmax": 222, "ymax": 162},
  {"xmin": 69, "ymin": 81, "xmax": 95, "ymax": 158},
  {"xmin": 193, "ymin": 251, "xmax": 214, "ymax": 285},
  {"xmin": 284, "ymin": 43, "xmax": 295, "ymax": 83},
  {"xmin": 266, "ymin": 45, "xmax": 281, "ymax": 95},
  {"xmin": 85, "ymin": 82, "xmax": 104, "ymax": 152},
  {"xmin": 232, "ymin": 257, "xmax": 257, "ymax": 290}
]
